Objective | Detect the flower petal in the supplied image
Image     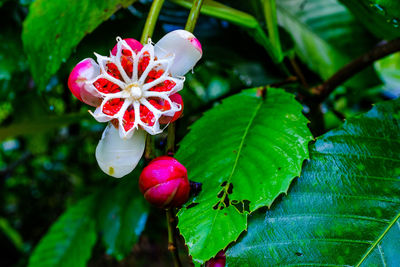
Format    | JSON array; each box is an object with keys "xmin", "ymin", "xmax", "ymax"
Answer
[
  {"xmin": 95, "ymin": 124, "xmax": 146, "ymax": 178},
  {"xmin": 154, "ymin": 30, "xmax": 202, "ymax": 76},
  {"xmin": 111, "ymin": 38, "xmax": 143, "ymax": 56},
  {"xmin": 68, "ymin": 58, "xmax": 102, "ymax": 106},
  {"xmin": 159, "ymin": 93, "xmax": 183, "ymax": 124}
]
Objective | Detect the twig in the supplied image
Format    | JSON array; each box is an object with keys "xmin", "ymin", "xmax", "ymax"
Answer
[
  {"xmin": 269, "ymin": 76, "xmax": 298, "ymax": 88},
  {"xmin": 312, "ymin": 38, "xmax": 400, "ymax": 102},
  {"xmin": 164, "ymin": 1, "xmax": 204, "ymax": 266},
  {"xmin": 166, "ymin": 122, "xmax": 176, "ymax": 156},
  {"xmin": 166, "ymin": 209, "xmax": 182, "ymax": 267},
  {"xmin": 165, "ymin": 0, "xmax": 204, "ymax": 156},
  {"xmin": 144, "ymin": 134, "xmax": 155, "ymax": 162},
  {"xmin": 289, "ymin": 56, "xmax": 309, "ymax": 88}
]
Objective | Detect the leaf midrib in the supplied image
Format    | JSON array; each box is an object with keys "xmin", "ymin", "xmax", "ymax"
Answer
[
  {"xmin": 228, "ymin": 99, "xmax": 263, "ymax": 189},
  {"xmin": 355, "ymin": 212, "xmax": 400, "ymax": 267},
  {"xmin": 205, "ymin": 98, "xmax": 263, "ymax": 253}
]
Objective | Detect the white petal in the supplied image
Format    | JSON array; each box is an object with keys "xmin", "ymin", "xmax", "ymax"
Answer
[
  {"xmin": 95, "ymin": 124, "xmax": 146, "ymax": 178},
  {"xmin": 155, "ymin": 30, "xmax": 202, "ymax": 76},
  {"xmin": 90, "ymin": 106, "xmax": 113, "ymax": 122},
  {"xmin": 81, "ymin": 83, "xmax": 102, "ymax": 106}
]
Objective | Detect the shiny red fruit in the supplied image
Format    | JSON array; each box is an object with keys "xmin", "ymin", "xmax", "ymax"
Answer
[
  {"xmin": 139, "ymin": 156, "xmax": 190, "ymax": 208},
  {"xmin": 206, "ymin": 251, "xmax": 226, "ymax": 267}
]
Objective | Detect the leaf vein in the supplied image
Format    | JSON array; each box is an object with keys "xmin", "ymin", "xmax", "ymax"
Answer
[{"xmin": 265, "ymin": 213, "xmax": 389, "ymax": 224}]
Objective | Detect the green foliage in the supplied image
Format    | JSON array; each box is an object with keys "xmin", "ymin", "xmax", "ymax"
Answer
[
  {"xmin": 340, "ymin": 0, "xmax": 400, "ymax": 39},
  {"xmin": 0, "ymin": 113, "xmax": 88, "ymax": 141},
  {"xmin": 22, "ymin": 0, "xmax": 138, "ymax": 90},
  {"xmin": 361, "ymin": 217, "xmax": 400, "ymax": 266},
  {"xmin": 176, "ymin": 88, "xmax": 312, "ymax": 263},
  {"xmin": 226, "ymin": 98, "xmax": 400, "ymax": 266},
  {"xmin": 170, "ymin": 0, "xmax": 280, "ymax": 62},
  {"xmin": 28, "ymin": 196, "xmax": 97, "ymax": 267},
  {"xmin": 3, "ymin": 0, "xmax": 400, "ymax": 265},
  {"xmin": 27, "ymin": 171, "xmax": 150, "ymax": 265},
  {"xmin": 97, "ymin": 176, "xmax": 149, "ymax": 260},
  {"xmin": 0, "ymin": 217, "xmax": 24, "ymax": 251},
  {"xmin": 276, "ymin": 0, "xmax": 377, "ymax": 87},
  {"xmin": 0, "ymin": 29, "xmax": 26, "ymax": 82},
  {"xmin": 375, "ymin": 52, "xmax": 400, "ymax": 96}
]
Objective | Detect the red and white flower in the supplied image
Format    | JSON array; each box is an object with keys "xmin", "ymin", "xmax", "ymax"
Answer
[{"xmin": 68, "ymin": 30, "xmax": 202, "ymax": 178}]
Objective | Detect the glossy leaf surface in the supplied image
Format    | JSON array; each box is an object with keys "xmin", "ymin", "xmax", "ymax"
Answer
[
  {"xmin": 22, "ymin": 0, "xmax": 137, "ymax": 90},
  {"xmin": 97, "ymin": 175, "xmax": 149, "ymax": 260},
  {"xmin": 227, "ymin": 98, "xmax": 400, "ymax": 266},
  {"xmin": 339, "ymin": 0, "xmax": 400, "ymax": 39},
  {"xmin": 28, "ymin": 197, "xmax": 97, "ymax": 267},
  {"xmin": 176, "ymin": 88, "xmax": 312, "ymax": 263},
  {"xmin": 276, "ymin": 0, "xmax": 377, "ymax": 86}
]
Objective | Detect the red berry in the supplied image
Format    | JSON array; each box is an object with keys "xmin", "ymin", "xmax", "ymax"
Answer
[
  {"xmin": 139, "ymin": 156, "xmax": 190, "ymax": 208},
  {"xmin": 206, "ymin": 251, "xmax": 226, "ymax": 267}
]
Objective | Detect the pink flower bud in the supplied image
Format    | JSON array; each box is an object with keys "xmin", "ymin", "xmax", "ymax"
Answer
[
  {"xmin": 68, "ymin": 58, "xmax": 101, "ymax": 106},
  {"xmin": 111, "ymin": 38, "xmax": 143, "ymax": 55},
  {"xmin": 139, "ymin": 156, "xmax": 190, "ymax": 208},
  {"xmin": 159, "ymin": 93, "xmax": 184, "ymax": 124},
  {"xmin": 206, "ymin": 251, "xmax": 226, "ymax": 267}
]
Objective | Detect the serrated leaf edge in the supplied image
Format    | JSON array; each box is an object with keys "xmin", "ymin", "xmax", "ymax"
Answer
[{"xmin": 178, "ymin": 88, "xmax": 313, "ymax": 263}]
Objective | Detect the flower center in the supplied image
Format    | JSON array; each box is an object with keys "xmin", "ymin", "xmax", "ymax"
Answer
[{"xmin": 125, "ymin": 83, "xmax": 143, "ymax": 100}]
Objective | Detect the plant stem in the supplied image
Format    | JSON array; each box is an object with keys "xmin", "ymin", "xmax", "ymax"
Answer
[
  {"xmin": 140, "ymin": 0, "xmax": 165, "ymax": 44},
  {"xmin": 289, "ymin": 56, "xmax": 308, "ymax": 88},
  {"xmin": 164, "ymin": 2, "xmax": 204, "ymax": 265},
  {"xmin": 144, "ymin": 134, "xmax": 155, "ymax": 162},
  {"xmin": 166, "ymin": 209, "xmax": 182, "ymax": 267},
  {"xmin": 171, "ymin": 0, "xmax": 282, "ymax": 63},
  {"xmin": 263, "ymin": 0, "xmax": 283, "ymax": 62},
  {"xmin": 185, "ymin": 0, "xmax": 204, "ymax": 32},
  {"xmin": 141, "ymin": 0, "xmax": 165, "ymax": 158},
  {"xmin": 165, "ymin": 0, "xmax": 205, "ymax": 156},
  {"xmin": 312, "ymin": 38, "xmax": 400, "ymax": 102},
  {"xmin": 166, "ymin": 122, "xmax": 176, "ymax": 156}
]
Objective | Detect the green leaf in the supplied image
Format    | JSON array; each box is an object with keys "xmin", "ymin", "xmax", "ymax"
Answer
[
  {"xmin": 276, "ymin": 0, "xmax": 377, "ymax": 85},
  {"xmin": 360, "ymin": 215, "xmax": 400, "ymax": 267},
  {"xmin": 176, "ymin": 88, "xmax": 312, "ymax": 263},
  {"xmin": 170, "ymin": 0, "xmax": 280, "ymax": 62},
  {"xmin": 97, "ymin": 174, "xmax": 149, "ymax": 260},
  {"xmin": 0, "ymin": 112, "xmax": 88, "ymax": 141},
  {"xmin": 0, "ymin": 217, "xmax": 24, "ymax": 251},
  {"xmin": 263, "ymin": 0, "xmax": 283, "ymax": 61},
  {"xmin": 28, "ymin": 196, "xmax": 97, "ymax": 267},
  {"xmin": 226, "ymin": 98, "xmax": 400, "ymax": 266},
  {"xmin": 0, "ymin": 29, "xmax": 26, "ymax": 82},
  {"xmin": 375, "ymin": 52, "xmax": 400, "ymax": 97},
  {"xmin": 339, "ymin": 0, "xmax": 400, "ymax": 39},
  {"xmin": 22, "ymin": 0, "xmax": 138, "ymax": 90}
]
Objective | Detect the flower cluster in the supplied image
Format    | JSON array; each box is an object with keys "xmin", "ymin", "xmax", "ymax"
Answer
[{"xmin": 68, "ymin": 30, "xmax": 202, "ymax": 178}]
